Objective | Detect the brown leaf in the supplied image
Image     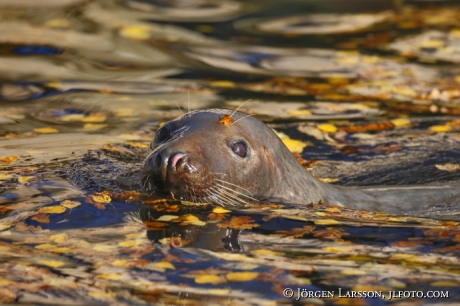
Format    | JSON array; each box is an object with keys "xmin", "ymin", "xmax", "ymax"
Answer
[
  {"xmin": 218, "ymin": 114, "xmax": 234, "ymax": 126},
  {"xmin": 218, "ymin": 216, "xmax": 260, "ymax": 230},
  {"xmin": 31, "ymin": 214, "xmax": 50, "ymax": 224}
]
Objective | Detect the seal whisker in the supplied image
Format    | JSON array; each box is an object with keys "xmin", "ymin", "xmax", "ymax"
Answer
[
  {"xmin": 209, "ymin": 188, "xmax": 236, "ymax": 206},
  {"xmin": 214, "ymin": 179, "xmax": 255, "ymax": 197},
  {"xmin": 212, "ymin": 186, "xmax": 246, "ymax": 204},
  {"xmin": 215, "ymin": 183, "xmax": 255, "ymax": 202},
  {"xmin": 230, "ymin": 99, "xmax": 251, "ymax": 118},
  {"xmin": 230, "ymin": 114, "xmax": 252, "ymax": 126}
]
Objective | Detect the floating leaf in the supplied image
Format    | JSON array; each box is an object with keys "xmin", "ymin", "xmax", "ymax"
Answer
[
  {"xmin": 429, "ymin": 125, "xmax": 451, "ymax": 132},
  {"xmin": 281, "ymin": 138, "xmax": 309, "ymax": 153},
  {"xmin": 83, "ymin": 123, "xmax": 108, "ymax": 131},
  {"xmin": 98, "ymin": 273, "xmax": 123, "ymax": 281},
  {"xmin": 34, "ymin": 127, "xmax": 58, "ymax": 134},
  {"xmin": 118, "ymin": 240, "xmax": 141, "ymax": 247},
  {"xmin": 38, "ymin": 260, "xmax": 65, "ymax": 268},
  {"xmin": 156, "ymin": 215, "xmax": 180, "ymax": 222},
  {"xmin": 212, "ymin": 207, "xmax": 231, "ymax": 214},
  {"xmin": 31, "ymin": 214, "xmax": 50, "ymax": 223},
  {"xmin": 314, "ymin": 219, "xmax": 339, "ymax": 225},
  {"xmin": 218, "ymin": 216, "xmax": 260, "ymax": 230},
  {"xmin": 60, "ymin": 200, "xmax": 81, "ymax": 209},
  {"xmin": 18, "ymin": 176, "xmax": 34, "ymax": 183},
  {"xmin": 251, "ymin": 249, "xmax": 281, "ymax": 256},
  {"xmin": 49, "ymin": 233, "xmax": 68, "ymax": 243},
  {"xmin": 0, "ymin": 156, "xmax": 18, "ymax": 164},
  {"xmin": 435, "ymin": 163, "xmax": 460, "ymax": 172},
  {"xmin": 209, "ymin": 81, "xmax": 235, "ymax": 88},
  {"xmin": 154, "ymin": 262, "xmax": 175, "ymax": 270},
  {"xmin": 91, "ymin": 193, "xmax": 111, "ymax": 203},
  {"xmin": 317, "ymin": 124, "xmax": 337, "ymax": 133},
  {"xmin": 341, "ymin": 269, "xmax": 367, "ymax": 275},
  {"xmin": 226, "ymin": 272, "xmax": 258, "ymax": 282},
  {"xmin": 119, "ymin": 25, "xmax": 151, "ymax": 40},
  {"xmin": 81, "ymin": 113, "xmax": 107, "ymax": 123},
  {"xmin": 391, "ymin": 118, "xmax": 411, "ymax": 127},
  {"xmin": 35, "ymin": 244, "xmax": 55, "ymax": 250},
  {"xmin": 37, "ymin": 205, "xmax": 66, "ymax": 214},
  {"xmin": 218, "ymin": 114, "xmax": 234, "ymax": 126},
  {"xmin": 195, "ymin": 275, "xmax": 223, "ymax": 284}
]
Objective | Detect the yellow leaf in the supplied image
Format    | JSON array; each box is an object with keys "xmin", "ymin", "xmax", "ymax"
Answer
[
  {"xmin": 114, "ymin": 108, "xmax": 134, "ymax": 117},
  {"xmin": 0, "ymin": 246, "xmax": 11, "ymax": 252},
  {"xmin": 226, "ymin": 272, "xmax": 258, "ymax": 282},
  {"xmin": 325, "ymin": 207, "xmax": 341, "ymax": 213},
  {"xmin": 35, "ymin": 244, "xmax": 55, "ymax": 250},
  {"xmin": 213, "ymin": 207, "xmax": 231, "ymax": 214},
  {"xmin": 38, "ymin": 205, "xmax": 66, "ymax": 214},
  {"xmin": 282, "ymin": 138, "xmax": 308, "ymax": 153},
  {"xmin": 319, "ymin": 178, "xmax": 339, "ymax": 183},
  {"xmin": 60, "ymin": 200, "xmax": 81, "ymax": 209},
  {"xmin": 208, "ymin": 289, "xmax": 231, "ymax": 295},
  {"xmin": 183, "ymin": 215, "xmax": 199, "ymax": 221},
  {"xmin": 251, "ymin": 249, "xmax": 281, "ymax": 256},
  {"xmin": 285, "ymin": 109, "xmax": 312, "ymax": 117},
  {"xmin": 323, "ymin": 246, "xmax": 354, "ymax": 253},
  {"xmin": 18, "ymin": 176, "xmax": 34, "ymax": 183},
  {"xmin": 429, "ymin": 125, "xmax": 451, "ymax": 133},
  {"xmin": 0, "ymin": 279, "xmax": 13, "ymax": 286},
  {"xmin": 117, "ymin": 240, "xmax": 141, "ymax": 247},
  {"xmin": 0, "ymin": 156, "xmax": 18, "ymax": 164},
  {"xmin": 209, "ymin": 81, "xmax": 235, "ymax": 88},
  {"xmin": 45, "ymin": 19, "xmax": 70, "ymax": 28},
  {"xmin": 48, "ymin": 235, "xmax": 67, "ymax": 245},
  {"xmin": 315, "ymin": 212, "xmax": 326, "ymax": 217},
  {"xmin": 82, "ymin": 114, "xmax": 107, "ymax": 123},
  {"xmin": 390, "ymin": 254, "xmax": 416, "ymax": 260},
  {"xmin": 83, "ymin": 123, "xmax": 108, "ymax": 131},
  {"xmin": 0, "ymin": 173, "xmax": 13, "ymax": 180},
  {"xmin": 118, "ymin": 134, "xmax": 141, "ymax": 140},
  {"xmin": 391, "ymin": 118, "xmax": 411, "ymax": 127},
  {"xmin": 61, "ymin": 114, "xmax": 85, "ymax": 121},
  {"xmin": 455, "ymin": 76, "xmax": 460, "ymax": 83},
  {"xmin": 419, "ymin": 39, "xmax": 444, "ymax": 48},
  {"xmin": 34, "ymin": 127, "xmax": 58, "ymax": 134},
  {"xmin": 314, "ymin": 219, "xmax": 339, "ymax": 225},
  {"xmin": 317, "ymin": 124, "xmax": 337, "ymax": 133},
  {"xmin": 125, "ymin": 232, "xmax": 144, "ymax": 239},
  {"xmin": 153, "ymin": 262, "xmax": 175, "ymax": 270},
  {"xmin": 125, "ymin": 142, "xmax": 148, "ymax": 149},
  {"xmin": 91, "ymin": 194, "xmax": 111, "ymax": 203},
  {"xmin": 392, "ymin": 87, "xmax": 416, "ymax": 97},
  {"xmin": 195, "ymin": 275, "xmax": 223, "ymax": 284},
  {"xmin": 435, "ymin": 163, "xmax": 460, "ymax": 172},
  {"xmin": 98, "ymin": 273, "xmax": 122, "ymax": 281},
  {"xmin": 341, "ymin": 269, "xmax": 367, "ymax": 275},
  {"xmin": 111, "ymin": 260, "xmax": 128, "ymax": 267},
  {"xmin": 430, "ymin": 281, "xmax": 459, "ymax": 287},
  {"xmin": 38, "ymin": 260, "xmax": 65, "ymax": 268},
  {"xmin": 119, "ymin": 25, "xmax": 151, "ymax": 40}
]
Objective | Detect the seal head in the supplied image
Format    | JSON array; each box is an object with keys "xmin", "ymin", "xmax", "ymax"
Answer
[{"xmin": 141, "ymin": 108, "xmax": 325, "ymax": 206}]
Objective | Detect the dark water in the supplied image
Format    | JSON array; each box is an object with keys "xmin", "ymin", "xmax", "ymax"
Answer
[{"xmin": 1, "ymin": 0, "xmax": 460, "ymax": 304}]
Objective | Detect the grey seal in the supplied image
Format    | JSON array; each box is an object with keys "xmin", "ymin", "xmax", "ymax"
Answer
[{"xmin": 141, "ymin": 108, "xmax": 460, "ymax": 216}]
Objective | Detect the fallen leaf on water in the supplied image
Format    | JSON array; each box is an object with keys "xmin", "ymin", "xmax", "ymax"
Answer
[
  {"xmin": 317, "ymin": 124, "xmax": 338, "ymax": 133},
  {"xmin": 60, "ymin": 200, "xmax": 81, "ymax": 209},
  {"xmin": 35, "ymin": 244, "xmax": 55, "ymax": 250},
  {"xmin": 429, "ymin": 125, "xmax": 451, "ymax": 132},
  {"xmin": 37, "ymin": 205, "xmax": 66, "ymax": 214},
  {"xmin": 251, "ymin": 249, "xmax": 281, "ymax": 256},
  {"xmin": 213, "ymin": 207, "xmax": 231, "ymax": 214},
  {"xmin": 209, "ymin": 81, "xmax": 235, "ymax": 88},
  {"xmin": 281, "ymin": 138, "xmax": 309, "ymax": 153},
  {"xmin": 31, "ymin": 214, "xmax": 50, "ymax": 223},
  {"xmin": 435, "ymin": 163, "xmax": 460, "ymax": 172},
  {"xmin": 38, "ymin": 260, "xmax": 65, "ymax": 268},
  {"xmin": 18, "ymin": 176, "xmax": 34, "ymax": 183},
  {"xmin": 49, "ymin": 233, "xmax": 68, "ymax": 243},
  {"xmin": 218, "ymin": 216, "xmax": 260, "ymax": 230},
  {"xmin": 430, "ymin": 281, "xmax": 459, "ymax": 287},
  {"xmin": 98, "ymin": 273, "xmax": 123, "ymax": 281},
  {"xmin": 226, "ymin": 272, "xmax": 258, "ymax": 282},
  {"xmin": 90, "ymin": 192, "xmax": 112, "ymax": 203},
  {"xmin": 314, "ymin": 219, "xmax": 340, "ymax": 225},
  {"xmin": 119, "ymin": 25, "xmax": 151, "ymax": 40},
  {"xmin": 195, "ymin": 275, "xmax": 224, "ymax": 284},
  {"xmin": 0, "ymin": 156, "xmax": 18, "ymax": 164},
  {"xmin": 34, "ymin": 127, "xmax": 58, "ymax": 134},
  {"xmin": 153, "ymin": 261, "xmax": 175, "ymax": 270}
]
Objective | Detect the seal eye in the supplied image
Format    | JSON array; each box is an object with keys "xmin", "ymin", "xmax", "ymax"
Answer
[
  {"xmin": 231, "ymin": 141, "xmax": 248, "ymax": 158},
  {"xmin": 154, "ymin": 126, "xmax": 170, "ymax": 144}
]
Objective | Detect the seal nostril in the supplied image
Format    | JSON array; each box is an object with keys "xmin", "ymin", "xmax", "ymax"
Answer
[{"xmin": 169, "ymin": 152, "xmax": 187, "ymax": 169}]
